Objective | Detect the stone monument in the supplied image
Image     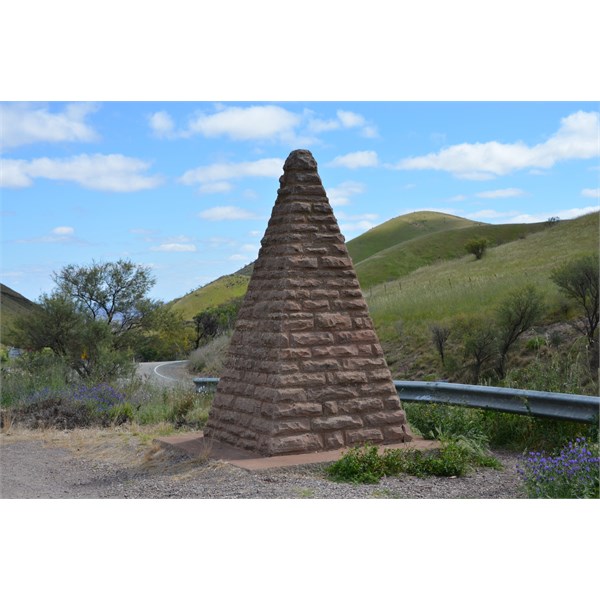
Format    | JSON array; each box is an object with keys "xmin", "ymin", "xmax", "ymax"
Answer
[{"xmin": 204, "ymin": 149, "xmax": 412, "ymax": 456}]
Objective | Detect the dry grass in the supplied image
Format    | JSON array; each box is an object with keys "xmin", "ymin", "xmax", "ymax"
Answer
[{"xmin": 0, "ymin": 422, "xmax": 213, "ymax": 477}]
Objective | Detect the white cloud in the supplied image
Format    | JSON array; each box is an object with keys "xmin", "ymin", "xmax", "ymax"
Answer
[
  {"xmin": 327, "ymin": 181, "xmax": 366, "ymax": 207},
  {"xmin": 0, "ymin": 159, "xmax": 32, "ymax": 187},
  {"xmin": 148, "ymin": 111, "xmax": 175, "ymax": 137},
  {"xmin": 394, "ymin": 111, "xmax": 600, "ymax": 179},
  {"xmin": 306, "ymin": 109, "xmax": 377, "ymax": 138},
  {"xmin": 16, "ymin": 226, "xmax": 82, "ymax": 244},
  {"xmin": 581, "ymin": 188, "xmax": 600, "ymax": 198},
  {"xmin": 248, "ymin": 230, "xmax": 262, "ymax": 237},
  {"xmin": 338, "ymin": 220, "xmax": 378, "ymax": 234},
  {"xmin": 0, "ymin": 103, "xmax": 99, "ymax": 150},
  {"xmin": 328, "ymin": 151, "xmax": 379, "ymax": 169},
  {"xmin": 151, "ymin": 243, "xmax": 197, "ymax": 252},
  {"xmin": 52, "ymin": 226, "xmax": 75, "ymax": 235},
  {"xmin": 180, "ymin": 158, "xmax": 283, "ymax": 186},
  {"xmin": 307, "ymin": 116, "xmax": 340, "ymax": 133},
  {"xmin": 198, "ymin": 181, "xmax": 233, "ymax": 195},
  {"xmin": 198, "ymin": 206, "xmax": 260, "ymax": 221},
  {"xmin": 475, "ymin": 188, "xmax": 525, "ymax": 199},
  {"xmin": 187, "ymin": 105, "xmax": 300, "ymax": 141},
  {"xmin": 361, "ymin": 126, "xmax": 379, "ymax": 139},
  {"xmin": 228, "ymin": 253, "xmax": 250, "ymax": 261},
  {"xmin": 1, "ymin": 154, "xmax": 163, "ymax": 191},
  {"xmin": 337, "ymin": 110, "xmax": 365, "ymax": 128},
  {"xmin": 507, "ymin": 206, "xmax": 599, "ymax": 223}
]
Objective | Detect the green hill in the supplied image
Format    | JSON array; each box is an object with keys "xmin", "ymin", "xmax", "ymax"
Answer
[
  {"xmin": 346, "ymin": 211, "xmax": 477, "ymax": 264},
  {"xmin": 354, "ymin": 220, "xmax": 549, "ymax": 289},
  {"xmin": 170, "ymin": 211, "xmax": 478, "ymax": 316},
  {"xmin": 169, "ymin": 274, "xmax": 250, "ymax": 321},
  {"xmin": 368, "ymin": 212, "xmax": 599, "ymax": 333},
  {"xmin": 167, "ymin": 211, "xmax": 599, "ymax": 326},
  {"xmin": 0, "ymin": 284, "xmax": 39, "ymax": 344}
]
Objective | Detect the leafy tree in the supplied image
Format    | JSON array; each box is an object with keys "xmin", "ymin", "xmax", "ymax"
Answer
[
  {"xmin": 54, "ymin": 259, "xmax": 157, "ymax": 339},
  {"xmin": 137, "ymin": 305, "xmax": 192, "ymax": 361},
  {"xmin": 192, "ymin": 297, "xmax": 243, "ymax": 348},
  {"xmin": 465, "ymin": 238, "xmax": 489, "ymax": 260},
  {"xmin": 495, "ymin": 286, "xmax": 545, "ymax": 378},
  {"xmin": 13, "ymin": 293, "xmax": 84, "ymax": 357},
  {"xmin": 193, "ymin": 310, "xmax": 220, "ymax": 349},
  {"xmin": 551, "ymin": 254, "xmax": 599, "ymax": 347},
  {"xmin": 13, "ymin": 260, "xmax": 161, "ymax": 380}
]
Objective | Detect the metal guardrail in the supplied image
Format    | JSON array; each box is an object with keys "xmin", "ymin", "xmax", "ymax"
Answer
[
  {"xmin": 394, "ymin": 380, "xmax": 599, "ymax": 423},
  {"xmin": 193, "ymin": 377, "xmax": 600, "ymax": 423}
]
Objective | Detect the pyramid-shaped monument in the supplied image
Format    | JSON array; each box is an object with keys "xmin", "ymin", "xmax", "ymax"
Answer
[{"xmin": 204, "ymin": 149, "xmax": 412, "ymax": 456}]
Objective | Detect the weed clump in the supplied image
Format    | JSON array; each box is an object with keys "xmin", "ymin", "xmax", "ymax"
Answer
[{"xmin": 325, "ymin": 440, "xmax": 499, "ymax": 485}]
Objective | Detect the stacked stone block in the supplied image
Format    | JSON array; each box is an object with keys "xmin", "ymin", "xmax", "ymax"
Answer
[{"xmin": 204, "ymin": 149, "xmax": 412, "ymax": 456}]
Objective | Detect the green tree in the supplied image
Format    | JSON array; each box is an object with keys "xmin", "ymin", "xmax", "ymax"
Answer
[
  {"xmin": 465, "ymin": 238, "xmax": 489, "ymax": 260},
  {"xmin": 495, "ymin": 286, "xmax": 545, "ymax": 379},
  {"xmin": 54, "ymin": 259, "xmax": 157, "ymax": 340},
  {"xmin": 14, "ymin": 260, "xmax": 159, "ymax": 381},
  {"xmin": 137, "ymin": 304, "xmax": 192, "ymax": 361},
  {"xmin": 551, "ymin": 254, "xmax": 599, "ymax": 368}
]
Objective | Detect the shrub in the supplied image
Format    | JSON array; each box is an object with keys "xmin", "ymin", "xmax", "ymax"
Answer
[
  {"xmin": 551, "ymin": 254, "xmax": 599, "ymax": 350},
  {"xmin": 325, "ymin": 439, "xmax": 493, "ymax": 484},
  {"xmin": 516, "ymin": 438, "xmax": 599, "ymax": 498},
  {"xmin": 404, "ymin": 400, "xmax": 598, "ymax": 453},
  {"xmin": 188, "ymin": 333, "xmax": 231, "ymax": 375},
  {"xmin": 495, "ymin": 285, "xmax": 545, "ymax": 378},
  {"xmin": 465, "ymin": 238, "xmax": 489, "ymax": 260},
  {"xmin": 326, "ymin": 444, "xmax": 387, "ymax": 484}
]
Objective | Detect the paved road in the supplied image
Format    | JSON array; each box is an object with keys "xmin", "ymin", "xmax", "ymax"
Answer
[{"xmin": 136, "ymin": 360, "xmax": 194, "ymax": 389}]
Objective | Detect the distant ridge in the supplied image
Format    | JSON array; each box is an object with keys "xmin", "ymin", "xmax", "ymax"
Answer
[
  {"xmin": 346, "ymin": 211, "xmax": 478, "ymax": 264},
  {"xmin": 166, "ymin": 210, "xmax": 599, "ymax": 317},
  {"xmin": 0, "ymin": 283, "xmax": 39, "ymax": 344}
]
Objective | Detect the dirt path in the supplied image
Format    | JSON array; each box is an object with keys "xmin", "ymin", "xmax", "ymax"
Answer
[{"xmin": 0, "ymin": 426, "xmax": 526, "ymax": 499}]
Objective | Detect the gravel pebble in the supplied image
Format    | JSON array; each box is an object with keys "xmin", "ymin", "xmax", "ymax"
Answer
[{"xmin": 0, "ymin": 437, "xmax": 526, "ymax": 499}]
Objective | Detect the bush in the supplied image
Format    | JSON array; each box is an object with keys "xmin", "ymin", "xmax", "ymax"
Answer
[
  {"xmin": 325, "ymin": 439, "xmax": 493, "ymax": 484},
  {"xmin": 465, "ymin": 238, "xmax": 489, "ymax": 260},
  {"xmin": 326, "ymin": 444, "xmax": 387, "ymax": 484},
  {"xmin": 188, "ymin": 333, "xmax": 231, "ymax": 375},
  {"xmin": 404, "ymin": 400, "xmax": 598, "ymax": 453},
  {"xmin": 516, "ymin": 438, "xmax": 599, "ymax": 498}
]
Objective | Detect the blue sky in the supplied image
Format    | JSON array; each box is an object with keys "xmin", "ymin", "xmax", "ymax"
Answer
[{"xmin": 1, "ymin": 101, "xmax": 598, "ymax": 302}]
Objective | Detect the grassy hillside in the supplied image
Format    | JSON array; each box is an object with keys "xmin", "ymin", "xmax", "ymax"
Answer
[
  {"xmin": 354, "ymin": 221, "xmax": 549, "ymax": 289},
  {"xmin": 169, "ymin": 274, "xmax": 250, "ymax": 321},
  {"xmin": 367, "ymin": 211, "xmax": 599, "ymax": 337},
  {"xmin": 0, "ymin": 284, "xmax": 39, "ymax": 344},
  {"xmin": 346, "ymin": 211, "xmax": 477, "ymax": 264},
  {"xmin": 171, "ymin": 211, "xmax": 479, "ymax": 314}
]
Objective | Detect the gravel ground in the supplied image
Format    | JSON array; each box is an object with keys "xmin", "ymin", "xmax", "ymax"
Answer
[{"xmin": 0, "ymin": 428, "xmax": 526, "ymax": 499}]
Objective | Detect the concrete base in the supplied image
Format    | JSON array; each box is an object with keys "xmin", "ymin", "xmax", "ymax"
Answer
[{"xmin": 154, "ymin": 431, "xmax": 441, "ymax": 471}]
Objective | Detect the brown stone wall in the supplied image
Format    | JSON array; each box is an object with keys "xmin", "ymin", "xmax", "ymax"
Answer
[{"xmin": 204, "ymin": 149, "xmax": 412, "ymax": 456}]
